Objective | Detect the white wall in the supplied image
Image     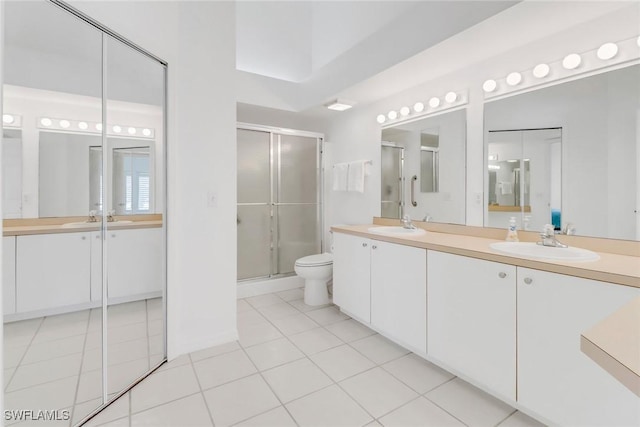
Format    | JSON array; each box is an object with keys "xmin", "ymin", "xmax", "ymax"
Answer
[
  {"xmin": 0, "ymin": 0, "xmax": 5, "ymax": 418},
  {"xmin": 324, "ymin": 3, "xmax": 639, "ymax": 241},
  {"xmin": 237, "ymin": 102, "xmax": 327, "ymax": 133},
  {"xmin": 65, "ymin": 0, "xmax": 238, "ymax": 358}
]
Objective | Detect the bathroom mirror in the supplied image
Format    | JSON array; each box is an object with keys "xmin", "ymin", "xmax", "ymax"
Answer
[
  {"xmin": 486, "ymin": 128, "xmax": 561, "ymax": 234},
  {"xmin": 380, "ymin": 108, "xmax": 466, "ymax": 224},
  {"xmin": 39, "ymin": 133, "xmax": 155, "ymax": 217},
  {"xmin": 484, "ymin": 64, "xmax": 639, "ymax": 240}
]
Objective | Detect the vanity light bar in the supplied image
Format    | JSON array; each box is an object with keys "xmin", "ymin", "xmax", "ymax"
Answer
[
  {"xmin": 376, "ymin": 90, "xmax": 468, "ymax": 126},
  {"xmin": 483, "ymin": 35, "xmax": 640, "ymax": 100},
  {"xmin": 36, "ymin": 117, "xmax": 155, "ymax": 139},
  {"xmin": 2, "ymin": 113, "xmax": 22, "ymax": 128}
]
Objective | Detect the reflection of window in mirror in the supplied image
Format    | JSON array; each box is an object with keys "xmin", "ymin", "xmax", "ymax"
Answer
[
  {"xmin": 113, "ymin": 147, "xmax": 151, "ymax": 215},
  {"xmin": 89, "ymin": 146, "xmax": 103, "ymax": 212},
  {"xmin": 2, "ymin": 129, "xmax": 22, "ymax": 218}
]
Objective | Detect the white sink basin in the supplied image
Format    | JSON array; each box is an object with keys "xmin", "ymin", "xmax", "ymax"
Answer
[
  {"xmin": 61, "ymin": 221, "xmax": 95, "ymax": 228},
  {"xmin": 61, "ymin": 220, "xmax": 133, "ymax": 228},
  {"xmin": 490, "ymin": 242, "xmax": 600, "ymax": 262},
  {"xmin": 368, "ymin": 226, "xmax": 427, "ymax": 237}
]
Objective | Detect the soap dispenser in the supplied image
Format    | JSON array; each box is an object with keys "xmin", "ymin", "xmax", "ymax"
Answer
[{"xmin": 506, "ymin": 217, "xmax": 519, "ymax": 242}]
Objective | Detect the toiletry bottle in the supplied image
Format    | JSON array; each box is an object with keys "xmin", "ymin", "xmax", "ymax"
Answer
[{"xmin": 506, "ymin": 217, "xmax": 519, "ymax": 242}]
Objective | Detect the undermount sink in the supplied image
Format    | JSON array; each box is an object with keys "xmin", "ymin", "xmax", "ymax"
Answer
[
  {"xmin": 490, "ymin": 241, "xmax": 600, "ymax": 262},
  {"xmin": 368, "ymin": 226, "xmax": 427, "ymax": 237},
  {"xmin": 61, "ymin": 220, "xmax": 133, "ymax": 228}
]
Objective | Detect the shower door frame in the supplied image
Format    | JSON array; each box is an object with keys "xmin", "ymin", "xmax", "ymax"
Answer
[{"xmin": 237, "ymin": 122, "xmax": 324, "ymax": 282}]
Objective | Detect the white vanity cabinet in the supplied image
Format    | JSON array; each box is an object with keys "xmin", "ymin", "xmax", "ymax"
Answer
[
  {"xmin": 427, "ymin": 251, "xmax": 516, "ymax": 401},
  {"xmin": 370, "ymin": 240, "xmax": 426, "ymax": 355},
  {"xmin": 16, "ymin": 232, "xmax": 91, "ymax": 313},
  {"xmin": 333, "ymin": 232, "xmax": 427, "ymax": 354},
  {"xmin": 3, "ymin": 236, "xmax": 16, "ymax": 315},
  {"xmin": 106, "ymin": 228, "xmax": 163, "ymax": 299},
  {"xmin": 517, "ymin": 268, "xmax": 640, "ymax": 426},
  {"xmin": 333, "ymin": 233, "xmax": 371, "ymax": 323}
]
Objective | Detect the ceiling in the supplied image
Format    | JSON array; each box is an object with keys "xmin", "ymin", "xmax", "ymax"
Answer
[{"xmin": 236, "ymin": 1, "xmax": 520, "ymax": 112}]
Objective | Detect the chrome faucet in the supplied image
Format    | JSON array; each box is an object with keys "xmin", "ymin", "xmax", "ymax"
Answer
[
  {"xmin": 88, "ymin": 210, "xmax": 98, "ymax": 223},
  {"xmin": 538, "ymin": 224, "xmax": 568, "ymax": 248},
  {"xmin": 107, "ymin": 210, "xmax": 116, "ymax": 222},
  {"xmin": 422, "ymin": 213, "xmax": 432, "ymax": 222},
  {"xmin": 401, "ymin": 214, "xmax": 416, "ymax": 229}
]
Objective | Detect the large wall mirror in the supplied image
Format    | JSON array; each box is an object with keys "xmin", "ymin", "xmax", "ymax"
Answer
[
  {"xmin": 484, "ymin": 64, "xmax": 639, "ymax": 241},
  {"xmin": 380, "ymin": 109, "xmax": 466, "ymax": 224},
  {"xmin": 2, "ymin": 1, "xmax": 167, "ymax": 424}
]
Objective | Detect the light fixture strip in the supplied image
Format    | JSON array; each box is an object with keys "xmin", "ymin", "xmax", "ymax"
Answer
[
  {"xmin": 2, "ymin": 113, "xmax": 23, "ymax": 128},
  {"xmin": 376, "ymin": 90, "xmax": 468, "ymax": 126},
  {"xmin": 36, "ymin": 116, "xmax": 154, "ymax": 139},
  {"xmin": 483, "ymin": 34, "xmax": 640, "ymax": 100}
]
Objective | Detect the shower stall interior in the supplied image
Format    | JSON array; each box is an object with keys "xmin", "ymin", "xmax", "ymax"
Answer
[
  {"xmin": 237, "ymin": 126, "xmax": 323, "ymax": 281},
  {"xmin": 381, "ymin": 144, "xmax": 404, "ymax": 219}
]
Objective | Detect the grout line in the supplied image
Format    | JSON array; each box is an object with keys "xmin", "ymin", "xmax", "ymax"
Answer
[
  {"xmin": 493, "ymin": 409, "xmax": 518, "ymax": 427},
  {"xmin": 186, "ymin": 354, "xmax": 216, "ymax": 427},
  {"xmin": 69, "ymin": 305, "xmax": 96, "ymax": 427},
  {"xmin": 4, "ymin": 316, "xmax": 45, "ymax": 392}
]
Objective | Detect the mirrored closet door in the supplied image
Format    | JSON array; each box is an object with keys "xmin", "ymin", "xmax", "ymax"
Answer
[{"xmin": 2, "ymin": 1, "xmax": 167, "ymax": 424}]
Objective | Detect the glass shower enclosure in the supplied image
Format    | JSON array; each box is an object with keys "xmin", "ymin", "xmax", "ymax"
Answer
[{"xmin": 237, "ymin": 127, "xmax": 323, "ymax": 281}]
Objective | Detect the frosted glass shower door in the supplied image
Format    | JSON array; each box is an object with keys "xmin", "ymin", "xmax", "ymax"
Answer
[
  {"xmin": 381, "ymin": 145, "xmax": 403, "ymax": 219},
  {"xmin": 275, "ymin": 135, "xmax": 320, "ymax": 274},
  {"xmin": 237, "ymin": 129, "xmax": 272, "ymax": 280}
]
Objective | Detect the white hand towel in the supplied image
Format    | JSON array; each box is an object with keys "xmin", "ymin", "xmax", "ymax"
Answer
[
  {"xmin": 332, "ymin": 163, "xmax": 349, "ymax": 191},
  {"xmin": 348, "ymin": 161, "xmax": 365, "ymax": 193}
]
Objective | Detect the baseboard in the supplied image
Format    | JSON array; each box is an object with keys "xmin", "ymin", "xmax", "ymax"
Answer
[{"xmin": 237, "ymin": 275, "xmax": 304, "ymax": 298}]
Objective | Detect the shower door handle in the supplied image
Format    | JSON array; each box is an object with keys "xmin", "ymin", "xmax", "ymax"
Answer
[{"xmin": 410, "ymin": 175, "xmax": 418, "ymax": 207}]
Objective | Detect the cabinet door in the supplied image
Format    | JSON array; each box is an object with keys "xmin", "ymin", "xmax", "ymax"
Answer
[
  {"xmin": 16, "ymin": 233, "xmax": 91, "ymax": 312},
  {"xmin": 90, "ymin": 231, "xmax": 102, "ymax": 302},
  {"xmin": 518, "ymin": 268, "xmax": 640, "ymax": 426},
  {"xmin": 428, "ymin": 251, "xmax": 516, "ymax": 401},
  {"xmin": 332, "ymin": 232, "xmax": 371, "ymax": 323},
  {"xmin": 371, "ymin": 241, "xmax": 426, "ymax": 355},
  {"xmin": 3, "ymin": 236, "xmax": 16, "ymax": 315},
  {"xmin": 107, "ymin": 228, "xmax": 163, "ymax": 299}
]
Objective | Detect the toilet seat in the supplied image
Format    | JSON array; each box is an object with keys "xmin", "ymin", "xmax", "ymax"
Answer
[{"xmin": 295, "ymin": 253, "xmax": 333, "ymax": 267}]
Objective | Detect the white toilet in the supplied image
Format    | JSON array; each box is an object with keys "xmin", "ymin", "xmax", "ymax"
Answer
[{"xmin": 294, "ymin": 252, "xmax": 333, "ymax": 306}]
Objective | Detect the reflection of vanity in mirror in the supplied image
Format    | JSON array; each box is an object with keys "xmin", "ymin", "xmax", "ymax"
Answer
[
  {"xmin": 380, "ymin": 109, "xmax": 466, "ymax": 224},
  {"xmin": 485, "ymin": 64, "xmax": 639, "ymax": 241}
]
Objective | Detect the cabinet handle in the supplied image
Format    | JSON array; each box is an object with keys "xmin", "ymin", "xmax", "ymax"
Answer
[
  {"xmin": 498, "ymin": 272, "xmax": 507, "ymax": 278},
  {"xmin": 362, "ymin": 243, "xmax": 368, "ymax": 247},
  {"xmin": 96, "ymin": 235, "xmax": 100, "ymax": 239},
  {"xmin": 81, "ymin": 236, "xmax": 87, "ymax": 240},
  {"xmin": 111, "ymin": 233, "xmax": 116, "ymax": 238},
  {"xmin": 372, "ymin": 245, "xmax": 377, "ymax": 250},
  {"xmin": 524, "ymin": 277, "xmax": 533, "ymax": 285}
]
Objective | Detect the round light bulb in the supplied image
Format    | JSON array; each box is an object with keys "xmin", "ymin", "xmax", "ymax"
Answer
[
  {"xmin": 532, "ymin": 63, "xmax": 550, "ymax": 78},
  {"xmin": 376, "ymin": 114, "xmax": 386, "ymax": 124},
  {"xmin": 59, "ymin": 119, "xmax": 71, "ymax": 128},
  {"xmin": 142, "ymin": 128, "xmax": 152, "ymax": 137},
  {"xmin": 482, "ymin": 79, "xmax": 497, "ymax": 93},
  {"xmin": 506, "ymin": 72, "xmax": 522, "ymax": 86},
  {"xmin": 597, "ymin": 42, "xmax": 618, "ymax": 60},
  {"xmin": 78, "ymin": 121, "xmax": 88, "ymax": 130},
  {"xmin": 96, "ymin": 123, "xmax": 103, "ymax": 131},
  {"xmin": 413, "ymin": 102, "xmax": 424, "ymax": 113},
  {"xmin": 2, "ymin": 114, "xmax": 14, "ymax": 125},
  {"xmin": 112, "ymin": 125, "xmax": 122, "ymax": 133},
  {"xmin": 562, "ymin": 53, "xmax": 581, "ymax": 70},
  {"xmin": 445, "ymin": 92, "xmax": 457, "ymax": 103},
  {"xmin": 40, "ymin": 117, "xmax": 52, "ymax": 127},
  {"xmin": 128, "ymin": 127, "xmax": 137, "ymax": 135},
  {"xmin": 428, "ymin": 97, "xmax": 440, "ymax": 108},
  {"xmin": 399, "ymin": 106, "xmax": 410, "ymax": 117},
  {"xmin": 387, "ymin": 111, "xmax": 398, "ymax": 120}
]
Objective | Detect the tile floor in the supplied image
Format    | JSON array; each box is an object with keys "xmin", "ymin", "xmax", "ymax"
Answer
[
  {"xmin": 81, "ymin": 290, "xmax": 545, "ymax": 427},
  {"xmin": 3, "ymin": 298, "xmax": 164, "ymax": 426}
]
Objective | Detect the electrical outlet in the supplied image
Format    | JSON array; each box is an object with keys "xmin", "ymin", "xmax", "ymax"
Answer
[{"xmin": 475, "ymin": 192, "xmax": 482, "ymax": 204}]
